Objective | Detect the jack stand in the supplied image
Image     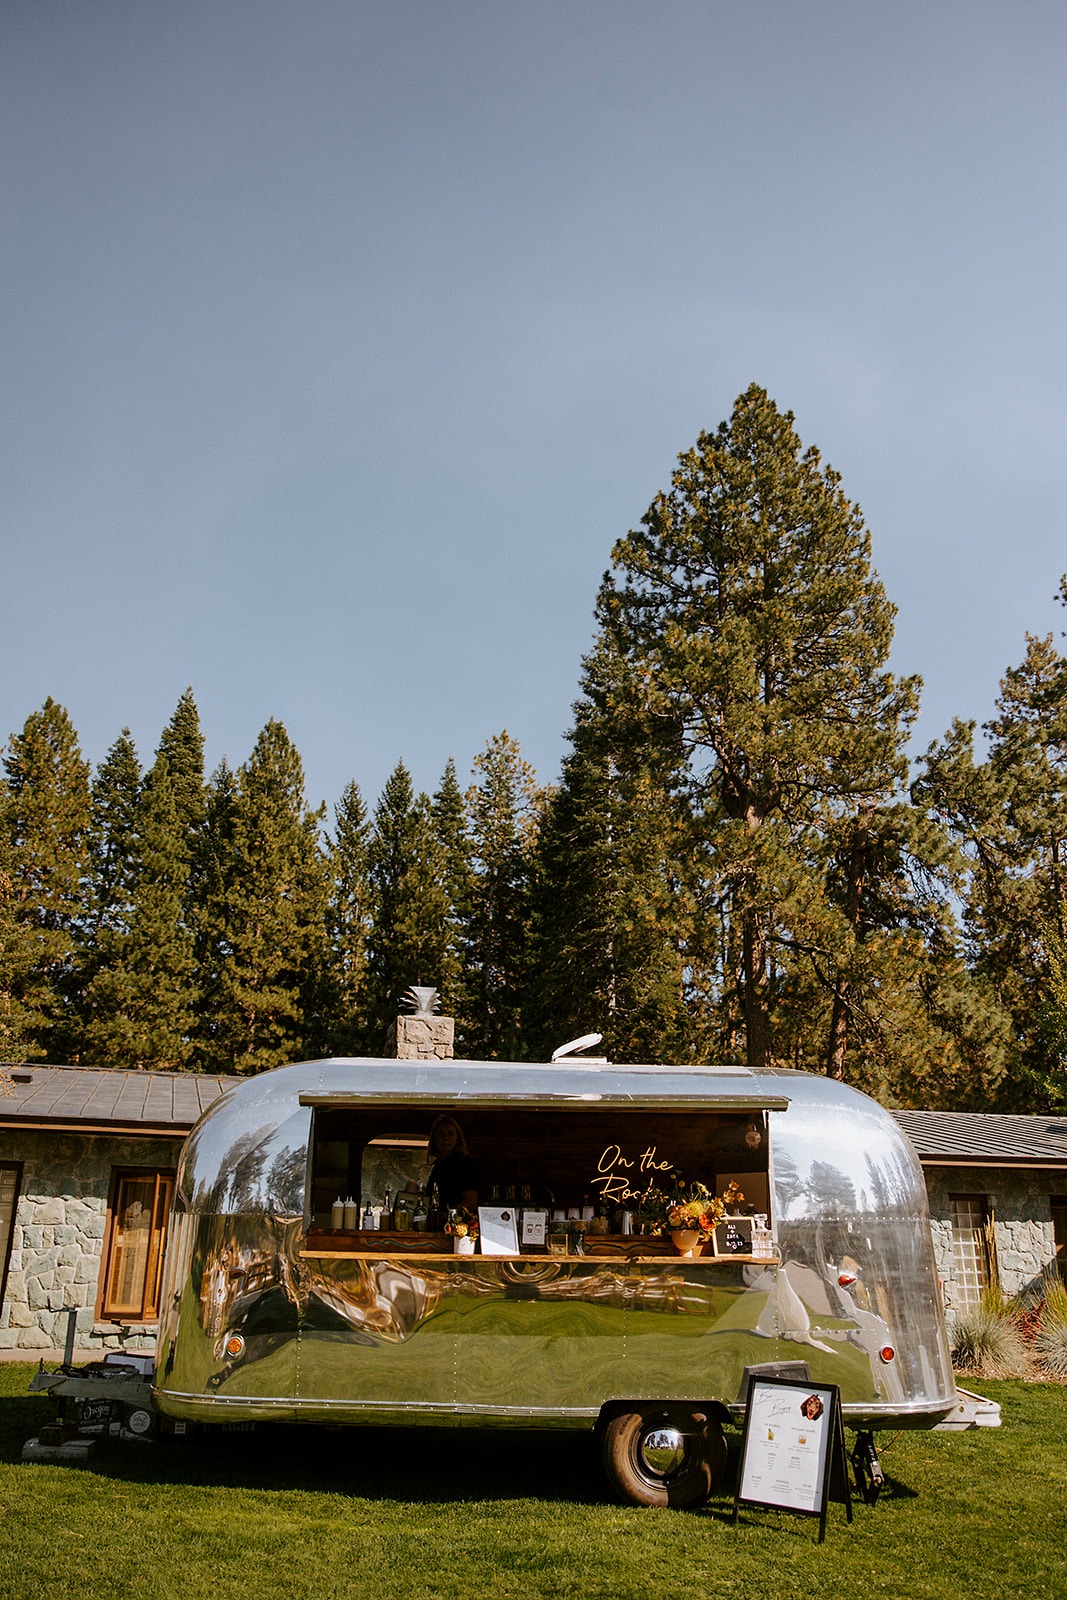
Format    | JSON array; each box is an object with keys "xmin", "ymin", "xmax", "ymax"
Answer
[{"xmin": 851, "ymin": 1430, "xmax": 885, "ymax": 1505}]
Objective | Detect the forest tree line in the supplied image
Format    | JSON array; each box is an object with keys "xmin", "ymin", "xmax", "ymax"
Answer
[{"xmin": 3, "ymin": 387, "xmax": 1066, "ymax": 1111}]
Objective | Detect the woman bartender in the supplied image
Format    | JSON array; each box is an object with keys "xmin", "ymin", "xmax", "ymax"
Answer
[{"xmin": 426, "ymin": 1114, "xmax": 478, "ymax": 1212}]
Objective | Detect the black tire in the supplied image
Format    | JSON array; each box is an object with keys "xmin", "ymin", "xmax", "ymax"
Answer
[{"xmin": 601, "ymin": 1407, "xmax": 726, "ymax": 1508}]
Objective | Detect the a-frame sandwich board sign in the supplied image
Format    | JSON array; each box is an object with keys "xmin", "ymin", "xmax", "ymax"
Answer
[{"xmin": 732, "ymin": 1375, "xmax": 853, "ymax": 1543}]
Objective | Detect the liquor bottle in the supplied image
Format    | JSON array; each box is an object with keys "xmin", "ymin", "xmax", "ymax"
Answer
[
  {"xmin": 381, "ymin": 1188, "xmax": 392, "ymax": 1229},
  {"xmin": 362, "ymin": 1198, "xmax": 375, "ymax": 1230},
  {"xmin": 412, "ymin": 1195, "xmax": 428, "ymax": 1231}
]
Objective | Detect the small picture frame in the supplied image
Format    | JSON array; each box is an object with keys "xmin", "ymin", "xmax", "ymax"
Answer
[
  {"xmin": 478, "ymin": 1206, "xmax": 520, "ymax": 1256},
  {"xmin": 521, "ymin": 1208, "xmax": 548, "ymax": 1248},
  {"xmin": 715, "ymin": 1215, "xmax": 754, "ymax": 1256}
]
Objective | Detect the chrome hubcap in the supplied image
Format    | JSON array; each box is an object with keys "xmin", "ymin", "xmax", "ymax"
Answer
[{"xmin": 639, "ymin": 1424, "xmax": 691, "ymax": 1477}]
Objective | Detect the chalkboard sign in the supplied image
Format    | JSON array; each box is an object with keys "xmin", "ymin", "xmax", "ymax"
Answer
[{"xmin": 732, "ymin": 1376, "xmax": 852, "ymax": 1541}]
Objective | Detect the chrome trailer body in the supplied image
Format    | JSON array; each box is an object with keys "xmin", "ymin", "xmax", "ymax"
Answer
[{"xmin": 153, "ymin": 1060, "xmax": 957, "ymax": 1440}]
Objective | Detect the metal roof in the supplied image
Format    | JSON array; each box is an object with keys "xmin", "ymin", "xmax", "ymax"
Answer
[
  {"xmin": 893, "ymin": 1109, "xmax": 1067, "ymax": 1168},
  {"xmin": 295, "ymin": 1056, "xmax": 791, "ymax": 1111},
  {"xmin": 0, "ymin": 1064, "xmax": 230, "ymax": 1136}
]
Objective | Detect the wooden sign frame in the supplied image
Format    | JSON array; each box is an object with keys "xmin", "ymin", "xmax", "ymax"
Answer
[{"xmin": 732, "ymin": 1375, "xmax": 852, "ymax": 1542}]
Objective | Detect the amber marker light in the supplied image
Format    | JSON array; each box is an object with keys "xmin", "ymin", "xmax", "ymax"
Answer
[
  {"xmin": 224, "ymin": 1334, "xmax": 245, "ymax": 1359},
  {"xmin": 879, "ymin": 1345, "xmax": 896, "ymax": 1362},
  {"xmin": 838, "ymin": 1271, "xmax": 857, "ymax": 1287}
]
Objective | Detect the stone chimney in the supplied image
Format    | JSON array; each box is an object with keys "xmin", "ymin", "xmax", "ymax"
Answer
[{"xmin": 385, "ymin": 986, "xmax": 455, "ymax": 1061}]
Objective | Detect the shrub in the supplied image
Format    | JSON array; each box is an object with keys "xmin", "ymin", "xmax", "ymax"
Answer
[
  {"xmin": 950, "ymin": 1287, "xmax": 1031, "ymax": 1377},
  {"xmin": 1033, "ymin": 1276, "xmax": 1067, "ymax": 1380}
]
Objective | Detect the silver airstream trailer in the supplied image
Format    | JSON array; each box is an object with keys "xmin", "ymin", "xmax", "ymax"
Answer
[{"xmin": 151, "ymin": 1056, "xmax": 970, "ymax": 1507}]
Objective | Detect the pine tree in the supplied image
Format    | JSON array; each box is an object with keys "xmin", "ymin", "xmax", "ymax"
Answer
[
  {"xmin": 321, "ymin": 780, "xmax": 373, "ymax": 1055},
  {"xmin": 80, "ymin": 758, "xmax": 198, "ymax": 1068},
  {"xmin": 77, "ymin": 728, "xmax": 144, "ymax": 1060},
  {"xmin": 464, "ymin": 732, "xmax": 541, "ymax": 1059},
  {"xmin": 190, "ymin": 759, "xmax": 237, "ymax": 1065},
  {"xmin": 2, "ymin": 700, "xmax": 91, "ymax": 1060},
  {"xmin": 431, "ymin": 757, "xmax": 473, "ymax": 1032},
  {"xmin": 0, "ymin": 804, "xmax": 33, "ymax": 1061},
  {"xmin": 525, "ymin": 639, "xmax": 693, "ymax": 1064},
  {"xmin": 366, "ymin": 762, "xmax": 451, "ymax": 1042},
  {"xmin": 919, "ymin": 601, "xmax": 1067, "ymax": 1108},
  {"xmin": 83, "ymin": 729, "xmax": 143, "ymax": 945},
  {"xmin": 154, "ymin": 687, "xmax": 205, "ymax": 845},
  {"xmin": 594, "ymin": 386, "xmax": 922, "ymax": 1075},
  {"xmin": 197, "ymin": 723, "xmax": 327, "ymax": 1073},
  {"xmin": 525, "ymin": 745, "xmax": 692, "ymax": 1065}
]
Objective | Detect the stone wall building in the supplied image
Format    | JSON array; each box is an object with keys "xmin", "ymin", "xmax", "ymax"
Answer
[
  {"xmin": 893, "ymin": 1110, "xmax": 1067, "ymax": 1317},
  {"xmin": 0, "ymin": 1066, "xmax": 227, "ymax": 1358}
]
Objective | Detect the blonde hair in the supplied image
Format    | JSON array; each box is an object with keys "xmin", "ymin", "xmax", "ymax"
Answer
[{"xmin": 428, "ymin": 1114, "xmax": 468, "ymax": 1158}]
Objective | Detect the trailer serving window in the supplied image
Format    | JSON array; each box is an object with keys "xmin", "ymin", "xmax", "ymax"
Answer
[{"xmin": 306, "ymin": 1104, "xmax": 772, "ymax": 1232}]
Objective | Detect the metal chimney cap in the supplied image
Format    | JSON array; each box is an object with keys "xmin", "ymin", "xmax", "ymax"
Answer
[{"xmin": 402, "ymin": 986, "xmax": 441, "ymax": 1017}]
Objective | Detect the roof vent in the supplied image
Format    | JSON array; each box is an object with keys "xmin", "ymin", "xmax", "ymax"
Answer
[
  {"xmin": 10, "ymin": 1067, "xmax": 34, "ymax": 1083},
  {"xmin": 551, "ymin": 1033, "xmax": 607, "ymax": 1064}
]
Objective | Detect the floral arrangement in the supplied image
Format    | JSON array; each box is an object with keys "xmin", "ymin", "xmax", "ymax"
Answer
[
  {"xmin": 662, "ymin": 1177, "xmax": 748, "ymax": 1235},
  {"xmin": 445, "ymin": 1206, "xmax": 479, "ymax": 1241},
  {"xmin": 665, "ymin": 1182, "xmax": 725, "ymax": 1240}
]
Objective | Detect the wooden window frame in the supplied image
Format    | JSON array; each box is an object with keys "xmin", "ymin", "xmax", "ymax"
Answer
[
  {"xmin": 97, "ymin": 1167, "xmax": 174, "ymax": 1324},
  {"xmin": 0, "ymin": 1162, "xmax": 22, "ymax": 1314}
]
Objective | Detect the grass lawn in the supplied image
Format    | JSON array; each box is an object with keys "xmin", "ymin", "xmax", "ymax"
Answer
[{"xmin": 0, "ymin": 1365, "xmax": 1063, "ymax": 1600}]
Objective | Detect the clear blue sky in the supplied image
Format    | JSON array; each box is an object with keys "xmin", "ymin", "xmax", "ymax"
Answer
[{"xmin": 4, "ymin": 2, "xmax": 1065, "ymax": 815}]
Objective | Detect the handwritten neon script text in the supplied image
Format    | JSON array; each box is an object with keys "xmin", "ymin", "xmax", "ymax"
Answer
[{"xmin": 592, "ymin": 1143, "xmax": 672, "ymax": 1204}]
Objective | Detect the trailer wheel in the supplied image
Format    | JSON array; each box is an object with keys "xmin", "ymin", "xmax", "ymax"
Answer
[{"xmin": 601, "ymin": 1407, "xmax": 726, "ymax": 1508}]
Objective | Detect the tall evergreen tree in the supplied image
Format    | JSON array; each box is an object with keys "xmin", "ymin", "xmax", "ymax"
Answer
[
  {"xmin": 2, "ymin": 700, "xmax": 91, "ymax": 1060},
  {"xmin": 366, "ymin": 762, "xmax": 451, "ymax": 1041},
  {"xmin": 526, "ymin": 748, "xmax": 693, "ymax": 1065},
  {"xmin": 526, "ymin": 639, "xmax": 693, "ymax": 1064},
  {"xmin": 464, "ymin": 732, "xmax": 541, "ymax": 1059},
  {"xmin": 919, "ymin": 601, "xmax": 1067, "ymax": 1108},
  {"xmin": 190, "ymin": 759, "xmax": 237, "ymax": 1064},
  {"xmin": 197, "ymin": 723, "xmax": 327, "ymax": 1073},
  {"xmin": 83, "ymin": 729, "xmax": 142, "ymax": 946},
  {"xmin": 153, "ymin": 687, "xmax": 205, "ymax": 845},
  {"xmin": 0, "ymin": 803, "xmax": 33, "ymax": 1061},
  {"xmin": 321, "ymin": 780, "xmax": 373, "ymax": 1055},
  {"xmin": 593, "ymin": 386, "xmax": 922, "ymax": 1076},
  {"xmin": 80, "ymin": 758, "xmax": 198, "ymax": 1068},
  {"xmin": 431, "ymin": 757, "xmax": 473, "ymax": 1032}
]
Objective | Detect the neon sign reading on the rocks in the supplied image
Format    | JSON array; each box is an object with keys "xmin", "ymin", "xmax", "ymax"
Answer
[{"xmin": 592, "ymin": 1143, "xmax": 672, "ymax": 1205}]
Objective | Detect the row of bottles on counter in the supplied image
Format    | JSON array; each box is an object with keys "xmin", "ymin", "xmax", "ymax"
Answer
[
  {"xmin": 329, "ymin": 1189, "xmax": 643, "ymax": 1236},
  {"xmin": 331, "ymin": 1188, "xmax": 447, "ymax": 1232}
]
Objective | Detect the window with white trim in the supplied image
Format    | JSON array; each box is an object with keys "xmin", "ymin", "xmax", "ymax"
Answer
[{"xmin": 949, "ymin": 1193, "xmax": 994, "ymax": 1309}]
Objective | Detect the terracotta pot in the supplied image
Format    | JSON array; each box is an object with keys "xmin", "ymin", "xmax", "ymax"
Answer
[{"xmin": 671, "ymin": 1228, "xmax": 703, "ymax": 1258}]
